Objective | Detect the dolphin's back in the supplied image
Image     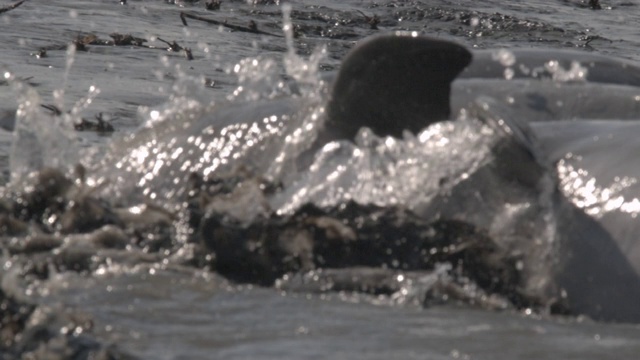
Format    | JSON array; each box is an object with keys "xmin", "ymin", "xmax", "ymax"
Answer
[{"xmin": 463, "ymin": 48, "xmax": 640, "ymax": 87}]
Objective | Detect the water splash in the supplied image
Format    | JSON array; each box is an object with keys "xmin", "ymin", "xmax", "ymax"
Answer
[
  {"xmin": 85, "ymin": 4, "xmax": 330, "ymax": 211},
  {"xmin": 557, "ymin": 153, "xmax": 640, "ymax": 218},
  {"xmin": 271, "ymin": 115, "xmax": 496, "ymax": 215},
  {"xmin": 228, "ymin": 57, "xmax": 283, "ymax": 102},
  {"xmin": 52, "ymin": 43, "xmax": 77, "ymax": 112},
  {"xmin": 282, "ymin": 4, "xmax": 327, "ymax": 97},
  {"xmin": 544, "ymin": 60, "xmax": 588, "ymax": 82},
  {"xmin": 492, "ymin": 49, "xmax": 516, "ymax": 80},
  {"xmin": 7, "ymin": 43, "xmax": 104, "ymax": 185},
  {"xmin": 9, "ymin": 78, "xmax": 79, "ymax": 184}
]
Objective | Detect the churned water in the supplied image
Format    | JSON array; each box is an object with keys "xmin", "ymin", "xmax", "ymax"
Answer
[{"xmin": 2, "ymin": 0, "xmax": 640, "ymax": 359}]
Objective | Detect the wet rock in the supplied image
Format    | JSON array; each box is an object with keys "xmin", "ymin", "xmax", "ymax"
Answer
[
  {"xmin": 112, "ymin": 204, "xmax": 175, "ymax": 253},
  {"xmin": 52, "ymin": 245, "xmax": 96, "ymax": 273},
  {"xmin": 7, "ymin": 168, "xmax": 124, "ymax": 234},
  {"xmin": 0, "ymin": 288, "xmax": 35, "ymax": 354},
  {"xmin": 85, "ymin": 225, "xmax": 129, "ymax": 250},
  {"xmin": 201, "ymin": 212, "xmax": 315, "ymax": 285},
  {"xmin": 0, "ymin": 214, "xmax": 29, "ymax": 237},
  {"xmin": 198, "ymin": 200, "xmax": 543, "ymax": 310},
  {"xmin": 0, "ymin": 284, "xmax": 135, "ymax": 360},
  {"xmin": 276, "ymin": 267, "xmax": 513, "ymax": 311},
  {"xmin": 277, "ymin": 267, "xmax": 417, "ymax": 296},
  {"xmin": 114, "ymin": 204, "xmax": 174, "ymax": 230},
  {"xmin": 12, "ymin": 168, "xmax": 73, "ymax": 222},
  {"xmin": 7, "ymin": 234, "xmax": 63, "ymax": 255},
  {"xmin": 2, "ymin": 165, "xmax": 567, "ymax": 323},
  {"xmin": 421, "ymin": 276, "xmax": 512, "ymax": 311},
  {"xmin": 59, "ymin": 196, "xmax": 123, "ymax": 234}
]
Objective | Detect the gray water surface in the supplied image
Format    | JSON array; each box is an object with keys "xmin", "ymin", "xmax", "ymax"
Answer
[
  {"xmin": 48, "ymin": 269, "xmax": 640, "ymax": 360},
  {"xmin": 3, "ymin": 0, "xmax": 640, "ymax": 358}
]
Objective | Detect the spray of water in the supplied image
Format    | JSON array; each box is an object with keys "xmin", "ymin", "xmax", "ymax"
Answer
[
  {"xmin": 9, "ymin": 77, "xmax": 78, "ymax": 184},
  {"xmin": 7, "ymin": 43, "xmax": 105, "ymax": 186}
]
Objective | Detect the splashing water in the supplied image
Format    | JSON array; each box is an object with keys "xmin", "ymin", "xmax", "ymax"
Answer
[
  {"xmin": 72, "ymin": 8, "xmax": 329, "ymax": 214},
  {"xmin": 271, "ymin": 116, "xmax": 497, "ymax": 215},
  {"xmin": 7, "ymin": 43, "xmax": 107, "ymax": 186},
  {"xmin": 9, "ymin": 75, "xmax": 79, "ymax": 184}
]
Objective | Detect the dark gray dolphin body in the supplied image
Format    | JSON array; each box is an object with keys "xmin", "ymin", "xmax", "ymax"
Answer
[
  {"xmin": 463, "ymin": 48, "xmax": 640, "ymax": 87},
  {"xmin": 98, "ymin": 32, "xmax": 640, "ymax": 322},
  {"xmin": 325, "ymin": 33, "xmax": 640, "ymax": 322}
]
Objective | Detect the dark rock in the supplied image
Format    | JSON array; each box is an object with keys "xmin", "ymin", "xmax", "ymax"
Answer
[
  {"xmin": 0, "ymin": 214, "xmax": 29, "ymax": 237},
  {"xmin": 13, "ymin": 168, "xmax": 72, "ymax": 221},
  {"xmin": 59, "ymin": 196, "xmax": 123, "ymax": 234},
  {"xmin": 8, "ymin": 234, "xmax": 63, "ymax": 255},
  {"xmin": 198, "ymin": 200, "xmax": 543, "ymax": 310},
  {"xmin": 200, "ymin": 212, "xmax": 315, "ymax": 285},
  {"xmin": 0, "ymin": 285, "xmax": 136, "ymax": 360}
]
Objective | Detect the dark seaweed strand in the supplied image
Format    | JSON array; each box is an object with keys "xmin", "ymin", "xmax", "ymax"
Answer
[
  {"xmin": 0, "ymin": 0, "xmax": 24, "ymax": 14},
  {"xmin": 180, "ymin": 11, "xmax": 283, "ymax": 38}
]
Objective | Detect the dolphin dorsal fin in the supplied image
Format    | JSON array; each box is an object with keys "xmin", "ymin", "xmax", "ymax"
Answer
[{"xmin": 326, "ymin": 33, "xmax": 472, "ymax": 139}]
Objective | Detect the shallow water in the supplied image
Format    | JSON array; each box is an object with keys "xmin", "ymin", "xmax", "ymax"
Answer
[
  {"xmin": 42, "ymin": 269, "xmax": 640, "ymax": 360},
  {"xmin": 2, "ymin": 0, "xmax": 640, "ymax": 358}
]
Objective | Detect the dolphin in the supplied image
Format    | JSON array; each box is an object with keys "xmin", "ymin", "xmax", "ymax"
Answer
[
  {"xmin": 324, "ymin": 33, "xmax": 640, "ymax": 322},
  {"xmin": 89, "ymin": 32, "xmax": 640, "ymax": 322}
]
